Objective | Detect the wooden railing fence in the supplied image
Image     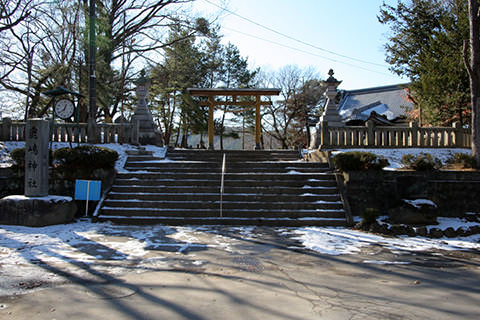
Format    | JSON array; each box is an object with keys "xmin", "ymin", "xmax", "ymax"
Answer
[
  {"xmin": 318, "ymin": 120, "xmax": 471, "ymax": 149},
  {"xmin": 0, "ymin": 118, "xmax": 139, "ymax": 145}
]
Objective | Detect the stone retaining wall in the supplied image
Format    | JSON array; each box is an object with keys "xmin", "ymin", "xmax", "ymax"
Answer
[
  {"xmin": 0, "ymin": 167, "xmax": 115, "ymax": 216},
  {"xmin": 342, "ymin": 170, "xmax": 480, "ymax": 217}
]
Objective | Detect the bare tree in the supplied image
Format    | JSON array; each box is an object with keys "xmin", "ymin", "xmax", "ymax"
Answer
[
  {"xmin": 0, "ymin": 0, "xmax": 33, "ymax": 83},
  {"xmin": 0, "ymin": 1, "xmax": 82, "ymax": 118},
  {"xmin": 261, "ymin": 66, "xmax": 324, "ymax": 149},
  {"xmin": 0, "ymin": 0, "xmax": 31, "ymax": 33},
  {"xmin": 463, "ymin": 0, "xmax": 480, "ymax": 166},
  {"xmin": 89, "ymin": 0, "xmax": 202, "ymax": 122},
  {"xmin": 0, "ymin": 0, "xmax": 203, "ymax": 120}
]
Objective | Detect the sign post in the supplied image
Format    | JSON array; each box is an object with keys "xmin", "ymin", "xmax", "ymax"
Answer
[{"xmin": 75, "ymin": 180, "xmax": 101, "ymax": 217}]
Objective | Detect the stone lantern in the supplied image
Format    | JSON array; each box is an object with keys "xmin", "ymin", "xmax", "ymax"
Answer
[
  {"xmin": 309, "ymin": 69, "xmax": 344, "ymax": 149},
  {"xmin": 130, "ymin": 69, "xmax": 161, "ymax": 145},
  {"xmin": 318, "ymin": 69, "xmax": 344, "ymax": 127}
]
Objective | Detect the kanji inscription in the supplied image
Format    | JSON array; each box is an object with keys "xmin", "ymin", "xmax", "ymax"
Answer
[{"xmin": 24, "ymin": 119, "xmax": 49, "ymax": 197}]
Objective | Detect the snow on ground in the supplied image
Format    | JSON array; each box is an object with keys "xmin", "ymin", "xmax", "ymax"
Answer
[
  {"xmin": 0, "ymin": 218, "xmax": 478, "ymax": 272},
  {"xmin": 330, "ymin": 148, "xmax": 471, "ymax": 170},
  {"xmin": 2, "ymin": 195, "xmax": 73, "ymax": 202},
  {"xmin": 291, "ymin": 217, "xmax": 480, "ymax": 256},
  {"xmin": 427, "ymin": 216, "xmax": 480, "ymax": 232}
]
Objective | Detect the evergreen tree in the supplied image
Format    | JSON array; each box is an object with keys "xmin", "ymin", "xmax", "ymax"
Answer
[
  {"xmin": 149, "ymin": 25, "xmax": 204, "ymax": 146},
  {"xmin": 217, "ymin": 42, "xmax": 258, "ymax": 149},
  {"xmin": 379, "ymin": 0, "xmax": 470, "ymax": 126}
]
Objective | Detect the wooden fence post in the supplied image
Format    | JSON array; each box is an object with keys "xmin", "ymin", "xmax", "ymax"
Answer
[
  {"xmin": 453, "ymin": 121, "xmax": 463, "ymax": 148},
  {"xmin": 366, "ymin": 120, "xmax": 375, "ymax": 146},
  {"xmin": 0, "ymin": 117, "xmax": 11, "ymax": 140},
  {"xmin": 410, "ymin": 121, "xmax": 418, "ymax": 147}
]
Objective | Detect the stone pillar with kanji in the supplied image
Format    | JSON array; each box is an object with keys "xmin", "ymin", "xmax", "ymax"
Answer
[{"xmin": 25, "ymin": 119, "xmax": 49, "ymax": 196}]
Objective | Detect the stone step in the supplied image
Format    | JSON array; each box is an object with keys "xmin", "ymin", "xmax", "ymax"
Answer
[
  {"xmin": 126, "ymin": 150, "xmax": 153, "ymax": 156},
  {"xmin": 107, "ymin": 192, "xmax": 341, "ymax": 202},
  {"xmin": 98, "ymin": 207, "xmax": 345, "ymax": 218},
  {"xmin": 113, "ymin": 179, "xmax": 338, "ymax": 188},
  {"xmin": 125, "ymin": 156, "xmax": 164, "ymax": 162},
  {"xmin": 98, "ymin": 148, "xmax": 344, "ymax": 226},
  {"xmin": 94, "ymin": 215, "xmax": 347, "ymax": 227},
  {"xmin": 110, "ymin": 185, "xmax": 340, "ymax": 195},
  {"xmin": 123, "ymin": 167, "xmax": 331, "ymax": 175},
  {"xmin": 102, "ymin": 199, "xmax": 343, "ymax": 210},
  {"xmin": 115, "ymin": 172, "xmax": 334, "ymax": 181},
  {"xmin": 166, "ymin": 156, "xmax": 301, "ymax": 162},
  {"xmin": 124, "ymin": 161, "xmax": 328, "ymax": 169}
]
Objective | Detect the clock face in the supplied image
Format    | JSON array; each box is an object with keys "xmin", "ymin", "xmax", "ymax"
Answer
[{"xmin": 55, "ymin": 99, "xmax": 75, "ymax": 119}]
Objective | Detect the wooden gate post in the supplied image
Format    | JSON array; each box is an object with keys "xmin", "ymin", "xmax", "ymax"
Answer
[
  {"xmin": 208, "ymin": 96, "xmax": 214, "ymax": 150},
  {"xmin": 255, "ymin": 95, "xmax": 262, "ymax": 150}
]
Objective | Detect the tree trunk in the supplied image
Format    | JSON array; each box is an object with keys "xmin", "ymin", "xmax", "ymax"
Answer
[
  {"xmin": 464, "ymin": 1, "xmax": 480, "ymax": 166},
  {"xmin": 200, "ymin": 131, "xmax": 205, "ymax": 149}
]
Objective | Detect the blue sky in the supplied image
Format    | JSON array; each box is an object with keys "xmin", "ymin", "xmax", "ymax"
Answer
[{"xmin": 192, "ymin": 0, "xmax": 405, "ymax": 90}]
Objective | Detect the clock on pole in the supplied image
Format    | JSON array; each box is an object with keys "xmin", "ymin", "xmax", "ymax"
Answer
[{"xmin": 55, "ymin": 99, "xmax": 75, "ymax": 120}]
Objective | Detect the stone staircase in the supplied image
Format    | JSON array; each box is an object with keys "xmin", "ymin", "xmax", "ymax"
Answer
[{"xmin": 95, "ymin": 149, "xmax": 348, "ymax": 226}]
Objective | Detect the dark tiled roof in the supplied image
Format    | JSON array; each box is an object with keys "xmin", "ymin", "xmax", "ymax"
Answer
[{"xmin": 338, "ymin": 84, "xmax": 413, "ymax": 122}]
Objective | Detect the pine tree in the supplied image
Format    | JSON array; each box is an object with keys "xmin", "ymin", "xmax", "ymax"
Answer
[{"xmin": 379, "ymin": 0, "xmax": 470, "ymax": 126}]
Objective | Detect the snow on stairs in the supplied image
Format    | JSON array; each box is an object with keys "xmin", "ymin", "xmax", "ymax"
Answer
[{"xmin": 96, "ymin": 149, "xmax": 348, "ymax": 226}]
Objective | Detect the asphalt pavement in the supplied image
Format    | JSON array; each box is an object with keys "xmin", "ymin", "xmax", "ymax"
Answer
[{"xmin": 1, "ymin": 226, "xmax": 479, "ymax": 320}]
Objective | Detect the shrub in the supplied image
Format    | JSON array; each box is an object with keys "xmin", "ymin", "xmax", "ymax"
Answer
[
  {"xmin": 10, "ymin": 148, "xmax": 26, "ymax": 167},
  {"xmin": 447, "ymin": 153, "xmax": 477, "ymax": 169},
  {"xmin": 401, "ymin": 153, "xmax": 442, "ymax": 171},
  {"xmin": 53, "ymin": 145, "xmax": 118, "ymax": 170},
  {"xmin": 361, "ymin": 208, "xmax": 380, "ymax": 225},
  {"xmin": 332, "ymin": 151, "xmax": 389, "ymax": 171}
]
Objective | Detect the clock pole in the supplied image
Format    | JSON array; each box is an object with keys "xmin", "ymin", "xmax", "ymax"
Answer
[{"xmin": 87, "ymin": 0, "xmax": 97, "ymax": 143}]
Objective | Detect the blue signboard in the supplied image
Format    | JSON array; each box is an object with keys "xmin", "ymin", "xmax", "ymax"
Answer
[{"xmin": 75, "ymin": 180, "xmax": 102, "ymax": 201}]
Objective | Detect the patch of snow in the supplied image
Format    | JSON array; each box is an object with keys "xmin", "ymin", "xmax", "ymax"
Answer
[
  {"xmin": 315, "ymin": 200, "xmax": 342, "ymax": 204},
  {"xmin": 363, "ymin": 260, "xmax": 410, "ymax": 265},
  {"xmin": 143, "ymin": 145, "xmax": 167, "ymax": 158},
  {"xmin": 3, "ymin": 195, "xmax": 73, "ymax": 202},
  {"xmin": 330, "ymin": 148, "xmax": 471, "ymax": 170},
  {"xmin": 287, "ymin": 170, "xmax": 301, "ymax": 174},
  {"xmin": 427, "ymin": 217, "xmax": 480, "ymax": 232},
  {"xmin": 403, "ymin": 199, "xmax": 437, "ymax": 209},
  {"xmin": 292, "ymin": 226, "xmax": 480, "ymax": 255}
]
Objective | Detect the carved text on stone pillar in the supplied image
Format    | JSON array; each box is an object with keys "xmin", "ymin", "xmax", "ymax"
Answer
[{"xmin": 24, "ymin": 119, "xmax": 49, "ymax": 197}]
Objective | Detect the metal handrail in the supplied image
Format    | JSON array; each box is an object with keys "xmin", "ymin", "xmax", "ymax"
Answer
[{"xmin": 220, "ymin": 153, "xmax": 226, "ymax": 217}]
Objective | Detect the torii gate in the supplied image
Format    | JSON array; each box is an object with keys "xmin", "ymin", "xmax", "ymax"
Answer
[{"xmin": 187, "ymin": 88, "xmax": 281, "ymax": 150}]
